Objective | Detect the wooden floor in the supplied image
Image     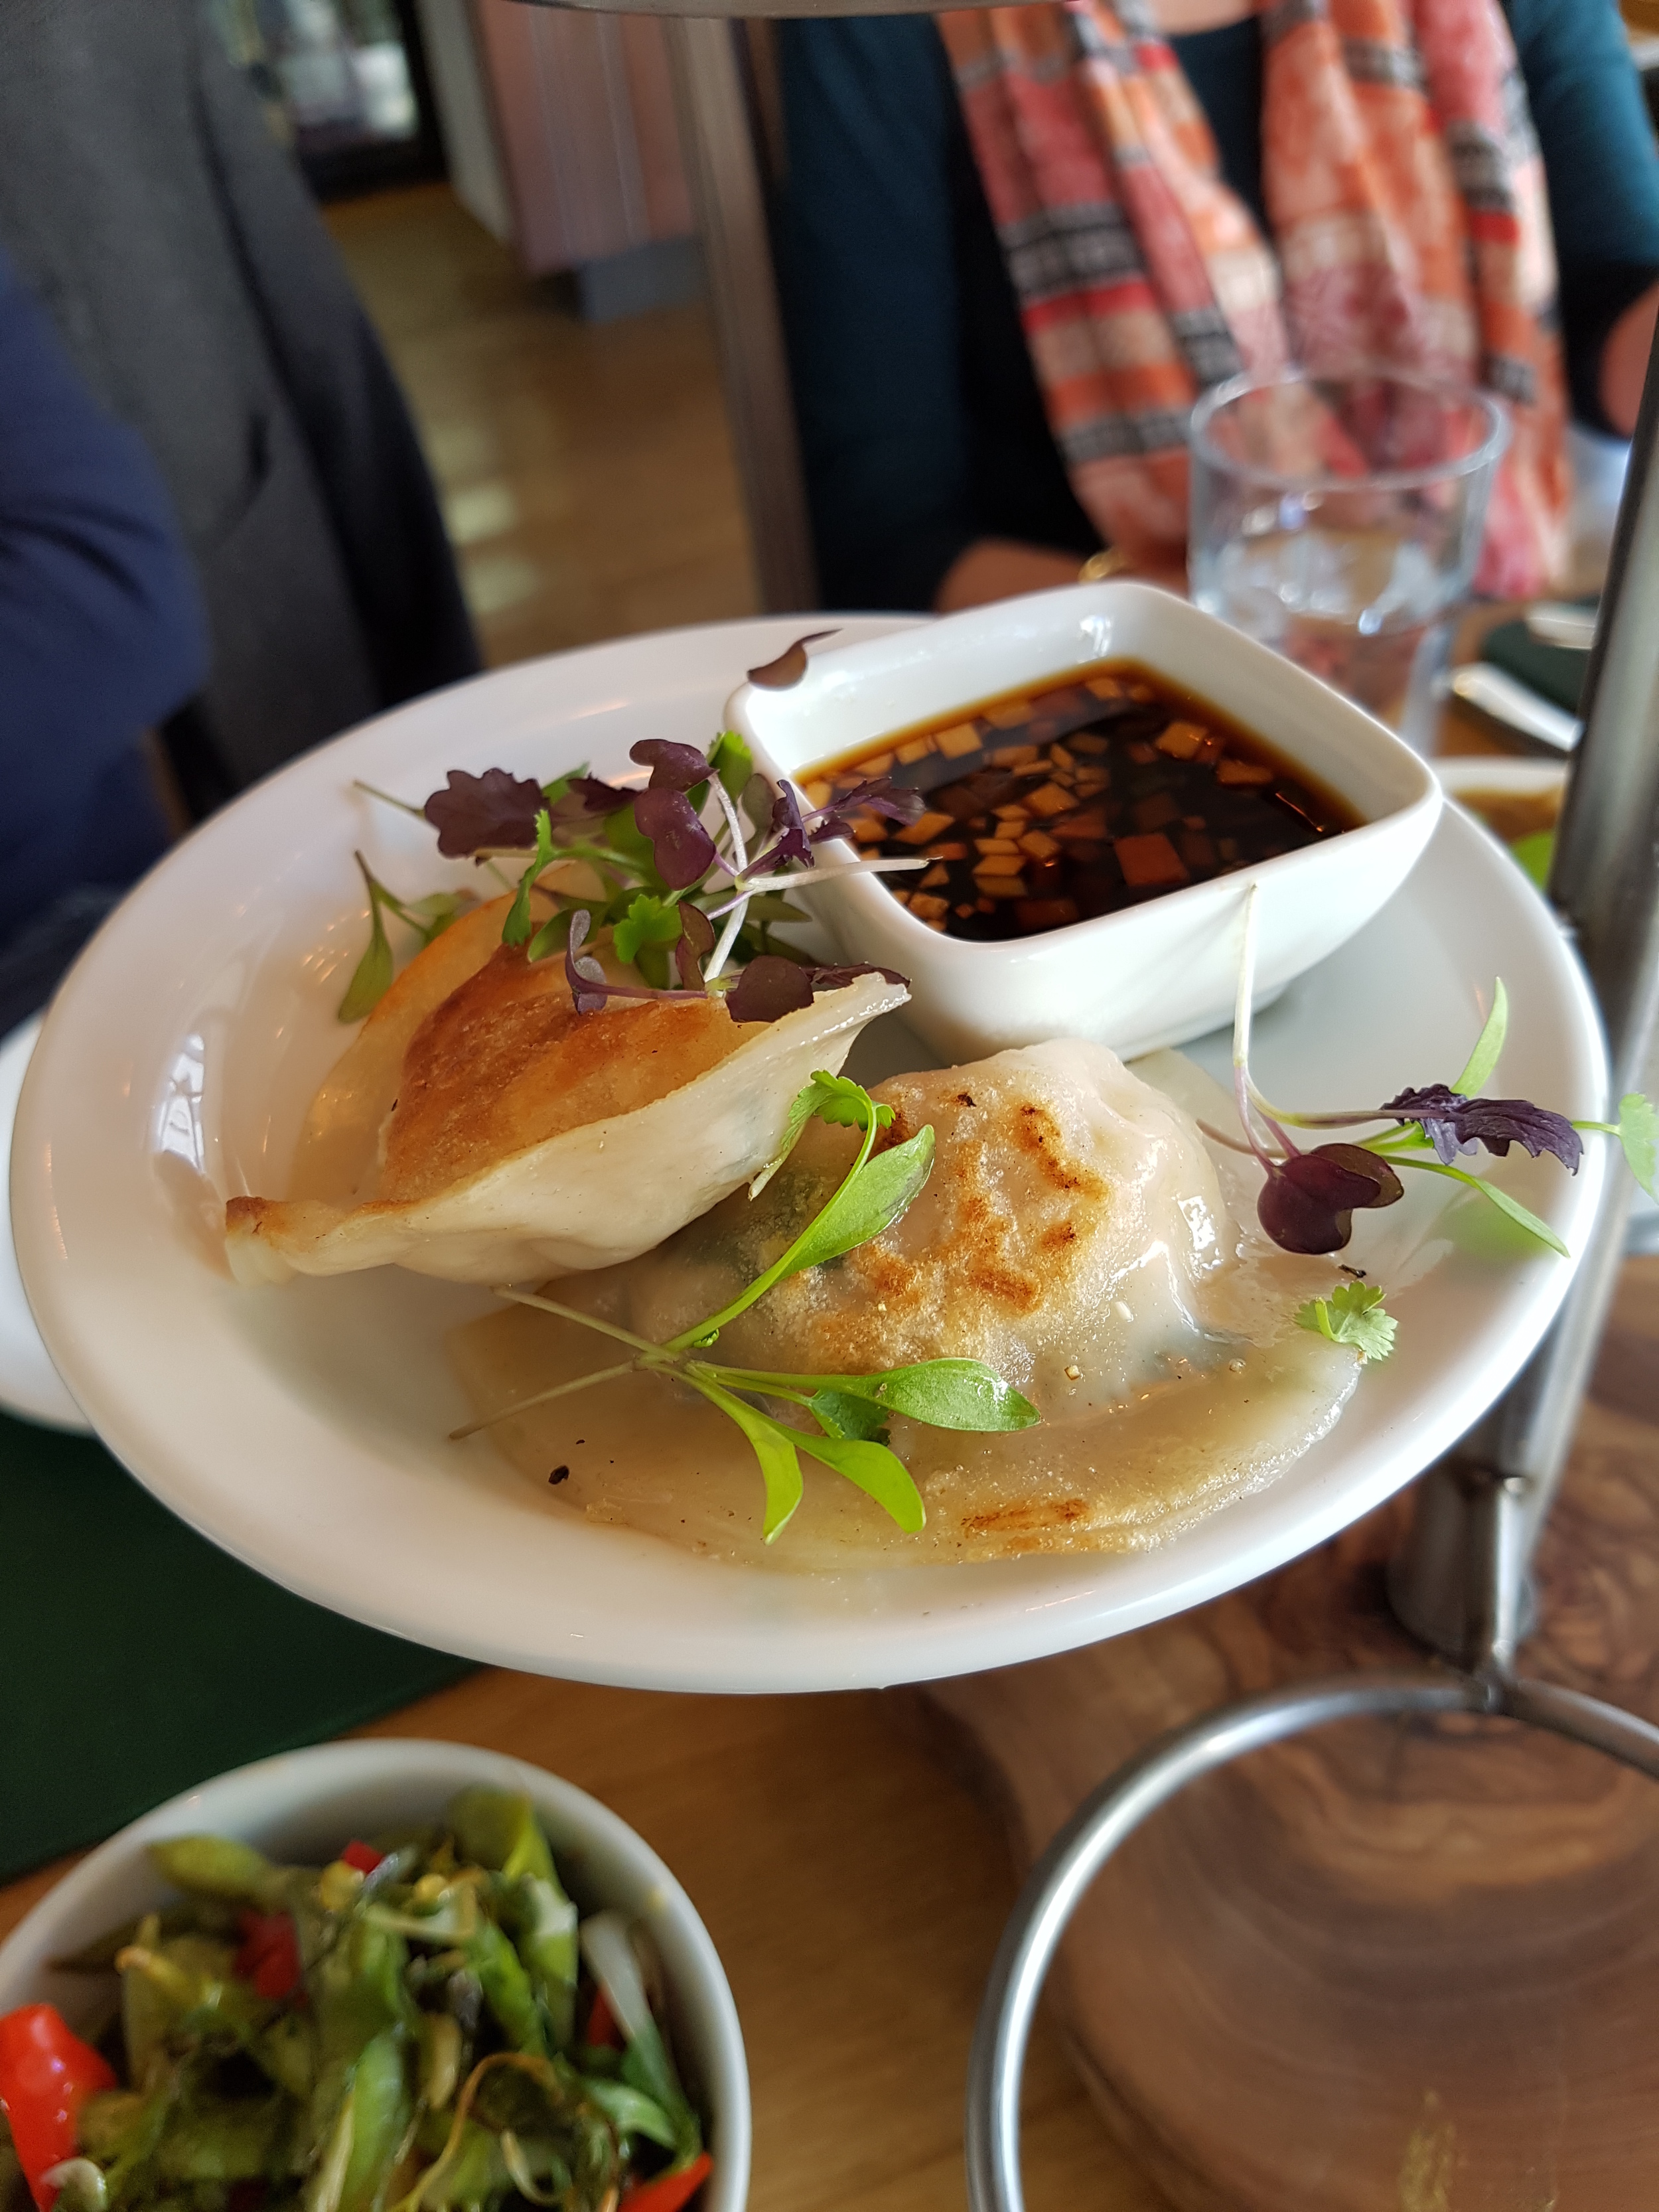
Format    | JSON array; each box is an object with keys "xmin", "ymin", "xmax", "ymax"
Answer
[{"xmin": 326, "ymin": 184, "xmax": 758, "ymax": 669}]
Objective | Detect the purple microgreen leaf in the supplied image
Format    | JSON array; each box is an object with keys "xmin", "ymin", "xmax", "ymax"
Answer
[
  {"xmin": 1257, "ymin": 1144, "xmax": 1403, "ymax": 1255},
  {"xmin": 745, "ymin": 629, "xmax": 838, "ymax": 690},
  {"xmin": 425, "ymin": 767, "xmax": 546, "ymax": 857},
  {"xmin": 806, "ymin": 962, "xmax": 909, "ymax": 994},
  {"xmin": 564, "ymin": 907, "xmax": 611, "ymax": 1014},
  {"xmin": 549, "ymin": 774, "xmax": 632, "ymax": 824},
  {"xmin": 746, "ymin": 782, "xmax": 812, "ymax": 875},
  {"xmin": 634, "ymin": 786, "xmax": 717, "ymax": 891},
  {"xmin": 630, "ymin": 739, "xmax": 713, "ymax": 792},
  {"xmin": 724, "ymin": 955, "xmax": 814, "ymax": 1023},
  {"xmin": 723, "ymin": 958, "xmax": 906, "ymax": 1024},
  {"xmin": 1382, "ymin": 1085, "xmax": 1583, "ymax": 1172},
  {"xmin": 676, "ymin": 902, "xmax": 715, "ymax": 990},
  {"xmin": 812, "ymin": 776, "xmax": 928, "ymax": 835}
]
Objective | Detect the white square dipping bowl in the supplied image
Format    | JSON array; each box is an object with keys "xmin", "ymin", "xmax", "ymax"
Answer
[{"xmin": 725, "ymin": 581, "xmax": 1443, "ymax": 1063}]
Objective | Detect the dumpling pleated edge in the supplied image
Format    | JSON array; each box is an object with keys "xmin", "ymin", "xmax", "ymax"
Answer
[{"xmin": 225, "ymin": 972, "xmax": 910, "ymax": 1287}]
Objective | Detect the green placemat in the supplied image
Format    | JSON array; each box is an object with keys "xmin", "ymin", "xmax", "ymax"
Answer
[{"xmin": 0, "ymin": 1410, "xmax": 475, "ymax": 1881}]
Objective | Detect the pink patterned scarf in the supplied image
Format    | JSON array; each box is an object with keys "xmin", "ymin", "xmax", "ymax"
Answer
[{"xmin": 937, "ymin": 0, "xmax": 1571, "ymax": 594}]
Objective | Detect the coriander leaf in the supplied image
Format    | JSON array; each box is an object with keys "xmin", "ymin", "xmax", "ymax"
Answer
[
  {"xmin": 774, "ymin": 1124, "xmax": 934, "ymax": 1283},
  {"xmin": 1383, "ymin": 1084, "xmax": 1581, "ymax": 1171},
  {"xmin": 805, "ymin": 1069, "xmax": 898, "ymax": 1132},
  {"xmin": 1295, "ymin": 1280, "xmax": 1397, "ymax": 1361},
  {"xmin": 806, "ymin": 1388, "xmax": 891, "ymax": 1443},
  {"xmin": 685, "ymin": 1377, "xmax": 804, "ymax": 1540},
  {"xmin": 502, "ymin": 810, "xmax": 555, "ymax": 946},
  {"xmin": 425, "ymin": 767, "xmax": 546, "ymax": 857},
  {"xmin": 709, "ymin": 731, "xmax": 753, "ymax": 800},
  {"xmin": 338, "ymin": 853, "xmax": 395, "ymax": 1022},
  {"xmin": 749, "ymin": 1080, "xmax": 821, "ymax": 1198},
  {"xmin": 1618, "ymin": 1092, "xmax": 1658, "ymax": 1200},
  {"xmin": 794, "ymin": 1427, "xmax": 925, "ymax": 1534},
  {"xmin": 613, "ymin": 893, "xmax": 683, "ymax": 969},
  {"xmin": 1451, "ymin": 980, "xmax": 1509, "ymax": 1097},
  {"xmin": 1404, "ymin": 1156, "xmax": 1571, "ymax": 1256}
]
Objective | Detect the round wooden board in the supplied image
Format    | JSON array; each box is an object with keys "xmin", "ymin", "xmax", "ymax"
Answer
[{"xmin": 904, "ymin": 1255, "xmax": 1659, "ymax": 2211}]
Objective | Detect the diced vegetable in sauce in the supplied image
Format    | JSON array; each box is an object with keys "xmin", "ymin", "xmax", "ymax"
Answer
[{"xmin": 806, "ymin": 664, "xmax": 1360, "ymax": 940}]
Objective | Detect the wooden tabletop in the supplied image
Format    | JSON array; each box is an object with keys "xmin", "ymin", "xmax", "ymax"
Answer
[{"xmin": 0, "ymin": 1672, "xmax": 1162, "ymax": 2212}]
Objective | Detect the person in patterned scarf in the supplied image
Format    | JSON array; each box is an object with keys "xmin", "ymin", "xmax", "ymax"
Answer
[{"xmin": 773, "ymin": 0, "xmax": 1659, "ymax": 610}]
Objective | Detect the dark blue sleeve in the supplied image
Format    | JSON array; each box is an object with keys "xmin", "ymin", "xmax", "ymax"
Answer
[
  {"xmin": 0, "ymin": 250, "xmax": 207, "ymax": 948},
  {"xmin": 774, "ymin": 17, "xmax": 975, "ymax": 611},
  {"xmin": 1504, "ymin": 0, "xmax": 1659, "ymax": 429}
]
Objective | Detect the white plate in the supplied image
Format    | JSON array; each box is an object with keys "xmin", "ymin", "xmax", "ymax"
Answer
[
  {"xmin": 0, "ymin": 1014, "xmax": 89, "ymax": 1430},
  {"xmin": 12, "ymin": 617, "xmax": 1609, "ymax": 1693}
]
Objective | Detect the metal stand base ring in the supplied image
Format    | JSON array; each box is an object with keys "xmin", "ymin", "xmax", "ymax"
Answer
[{"xmin": 965, "ymin": 1669, "xmax": 1659, "ymax": 2212}]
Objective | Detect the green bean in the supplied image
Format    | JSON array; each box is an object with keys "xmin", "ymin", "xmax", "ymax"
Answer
[
  {"xmin": 305, "ymin": 1924, "xmax": 412, "ymax": 2168},
  {"xmin": 254, "ymin": 2012, "xmax": 317, "ymax": 2103},
  {"xmin": 335, "ymin": 2031, "xmax": 411, "ymax": 2212},
  {"xmin": 147, "ymin": 1840, "xmax": 289, "ymax": 1913},
  {"xmin": 153, "ymin": 2098, "xmax": 288, "ymax": 2185},
  {"xmin": 462, "ymin": 1925, "xmax": 543, "ymax": 2061},
  {"xmin": 444, "ymin": 1793, "xmax": 577, "ymax": 2053},
  {"xmin": 417, "ymin": 2017, "xmax": 462, "ymax": 2113}
]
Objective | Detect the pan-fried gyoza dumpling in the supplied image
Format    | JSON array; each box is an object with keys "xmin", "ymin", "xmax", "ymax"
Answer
[
  {"xmin": 450, "ymin": 1041, "xmax": 1361, "ymax": 1565},
  {"xmin": 226, "ymin": 893, "xmax": 908, "ymax": 1286}
]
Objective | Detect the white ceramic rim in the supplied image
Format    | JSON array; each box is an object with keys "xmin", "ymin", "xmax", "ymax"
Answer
[
  {"xmin": 1189, "ymin": 364, "xmax": 1512, "ymax": 496},
  {"xmin": 733, "ymin": 582, "xmax": 1440, "ymax": 986},
  {"xmin": 7, "ymin": 618, "xmax": 1610, "ymax": 1694},
  {"xmin": 0, "ymin": 1737, "xmax": 751, "ymax": 2212}
]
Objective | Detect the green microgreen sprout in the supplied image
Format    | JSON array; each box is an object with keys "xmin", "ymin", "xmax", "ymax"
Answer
[
  {"xmin": 342, "ymin": 734, "xmax": 930, "ymax": 1022},
  {"xmin": 450, "ymin": 1072, "xmax": 1039, "ymax": 1542},
  {"xmin": 336, "ymin": 853, "xmax": 476, "ymax": 1023},
  {"xmin": 1220, "ymin": 887, "xmax": 1656, "ymax": 1270}
]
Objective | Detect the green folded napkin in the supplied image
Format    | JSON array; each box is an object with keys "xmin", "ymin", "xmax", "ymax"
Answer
[{"xmin": 0, "ymin": 1410, "xmax": 474, "ymax": 1883}]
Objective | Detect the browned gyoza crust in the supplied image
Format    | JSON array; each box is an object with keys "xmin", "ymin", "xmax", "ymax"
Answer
[{"xmin": 377, "ymin": 946, "xmax": 748, "ymax": 1205}]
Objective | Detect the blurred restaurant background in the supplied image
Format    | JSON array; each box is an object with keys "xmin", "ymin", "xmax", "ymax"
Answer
[{"xmin": 207, "ymin": 0, "xmax": 757, "ymax": 669}]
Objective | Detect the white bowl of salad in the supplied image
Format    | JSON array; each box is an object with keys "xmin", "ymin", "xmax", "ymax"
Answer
[{"xmin": 0, "ymin": 1739, "xmax": 748, "ymax": 2212}]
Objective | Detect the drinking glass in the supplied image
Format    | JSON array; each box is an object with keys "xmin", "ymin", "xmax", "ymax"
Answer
[{"xmin": 1189, "ymin": 367, "xmax": 1509, "ymax": 730}]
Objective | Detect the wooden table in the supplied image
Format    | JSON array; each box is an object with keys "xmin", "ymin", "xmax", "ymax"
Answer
[
  {"xmin": 0, "ymin": 1670, "xmax": 1161, "ymax": 2211},
  {"xmin": 1, "ymin": 664, "xmax": 1632, "ymax": 2212}
]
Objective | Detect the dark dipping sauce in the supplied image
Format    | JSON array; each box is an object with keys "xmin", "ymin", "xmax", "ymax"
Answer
[{"xmin": 804, "ymin": 662, "xmax": 1362, "ymax": 942}]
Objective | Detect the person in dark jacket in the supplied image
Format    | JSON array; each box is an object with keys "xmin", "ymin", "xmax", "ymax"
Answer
[
  {"xmin": 0, "ymin": 0, "xmax": 478, "ymax": 818},
  {"xmin": 0, "ymin": 251, "xmax": 208, "ymax": 1037}
]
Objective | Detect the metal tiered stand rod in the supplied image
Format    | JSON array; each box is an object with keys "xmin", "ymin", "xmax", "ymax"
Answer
[{"xmin": 966, "ymin": 327, "xmax": 1659, "ymax": 2212}]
